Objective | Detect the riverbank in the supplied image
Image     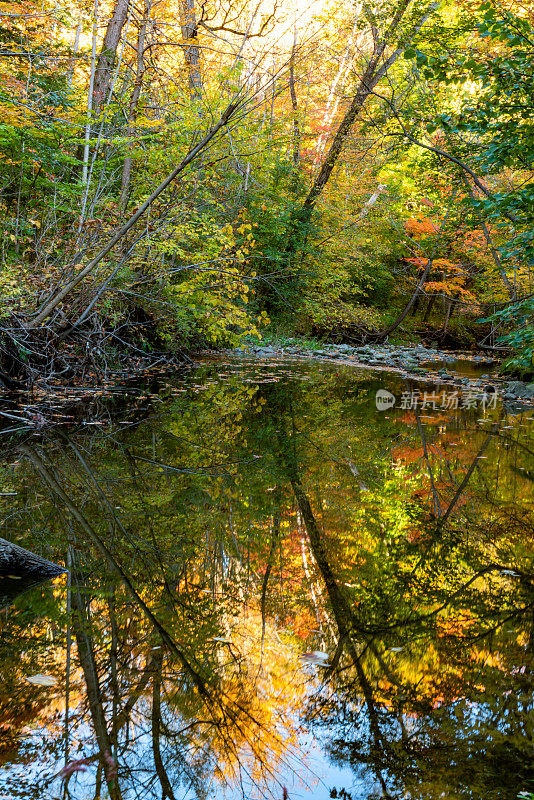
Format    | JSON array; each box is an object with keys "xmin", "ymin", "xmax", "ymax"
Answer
[
  {"xmin": 225, "ymin": 338, "xmax": 534, "ymax": 407},
  {"xmin": 0, "ymin": 334, "xmax": 533, "ymax": 439}
]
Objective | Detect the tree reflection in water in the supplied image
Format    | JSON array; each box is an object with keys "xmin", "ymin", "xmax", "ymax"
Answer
[{"xmin": 0, "ymin": 360, "xmax": 532, "ymax": 800}]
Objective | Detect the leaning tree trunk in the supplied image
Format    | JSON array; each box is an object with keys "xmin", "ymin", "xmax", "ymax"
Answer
[
  {"xmin": 289, "ymin": 0, "xmax": 414, "ymax": 235},
  {"xmin": 284, "ymin": 0, "xmax": 437, "ymax": 257},
  {"xmin": 314, "ymin": 14, "xmax": 359, "ymax": 166}
]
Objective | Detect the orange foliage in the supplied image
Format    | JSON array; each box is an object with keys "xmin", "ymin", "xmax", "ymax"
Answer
[
  {"xmin": 403, "ymin": 257, "xmax": 478, "ymax": 305},
  {"xmin": 404, "ymin": 217, "xmax": 440, "ymax": 237}
]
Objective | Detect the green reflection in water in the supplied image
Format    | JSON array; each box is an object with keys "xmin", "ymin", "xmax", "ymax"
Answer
[{"xmin": 0, "ymin": 358, "xmax": 533, "ymax": 800}]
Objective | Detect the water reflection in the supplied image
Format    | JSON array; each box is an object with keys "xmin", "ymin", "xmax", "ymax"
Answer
[{"xmin": 0, "ymin": 359, "xmax": 533, "ymax": 800}]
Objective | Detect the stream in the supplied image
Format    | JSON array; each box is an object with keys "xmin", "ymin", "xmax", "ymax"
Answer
[{"xmin": 0, "ymin": 356, "xmax": 533, "ymax": 800}]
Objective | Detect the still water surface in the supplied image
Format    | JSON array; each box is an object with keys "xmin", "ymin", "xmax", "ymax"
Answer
[{"xmin": 0, "ymin": 358, "xmax": 533, "ymax": 800}]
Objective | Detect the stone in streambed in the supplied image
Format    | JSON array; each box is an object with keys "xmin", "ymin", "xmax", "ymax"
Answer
[{"xmin": 506, "ymin": 381, "xmax": 534, "ymax": 399}]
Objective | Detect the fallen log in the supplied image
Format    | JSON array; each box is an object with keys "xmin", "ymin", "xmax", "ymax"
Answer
[
  {"xmin": 0, "ymin": 536, "xmax": 65, "ymax": 578},
  {"xmin": 0, "ymin": 536, "xmax": 66, "ymax": 609}
]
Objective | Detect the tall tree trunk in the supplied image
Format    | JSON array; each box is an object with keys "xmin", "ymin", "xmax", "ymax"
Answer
[
  {"xmin": 67, "ymin": 16, "xmax": 83, "ymax": 89},
  {"xmin": 152, "ymin": 651, "xmax": 177, "ymax": 800},
  {"xmin": 81, "ymin": 0, "xmax": 99, "ymax": 185},
  {"xmin": 93, "ymin": 0, "xmax": 131, "ymax": 109},
  {"xmin": 260, "ymin": 487, "xmax": 281, "ymax": 662},
  {"xmin": 119, "ymin": 0, "xmax": 153, "ymax": 213},
  {"xmin": 289, "ymin": 24, "xmax": 300, "ymax": 172},
  {"xmin": 71, "ymin": 573, "xmax": 122, "ymax": 799},
  {"xmin": 423, "ymin": 293, "xmax": 436, "ymax": 322},
  {"xmin": 79, "ymin": 0, "xmax": 131, "ymax": 178},
  {"xmin": 179, "ymin": 0, "xmax": 202, "ymax": 100}
]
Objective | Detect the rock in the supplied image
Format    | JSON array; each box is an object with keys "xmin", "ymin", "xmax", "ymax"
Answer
[{"xmin": 505, "ymin": 381, "xmax": 534, "ymax": 399}]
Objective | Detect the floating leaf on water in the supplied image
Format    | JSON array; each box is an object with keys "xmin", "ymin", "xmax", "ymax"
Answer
[
  {"xmin": 300, "ymin": 651, "xmax": 330, "ymax": 666},
  {"xmin": 25, "ymin": 674, "xmax": 57, "ymax": 686},
  {"xmin": 57, "ymin": 758, "xmax": 91, "ymax": 779}
]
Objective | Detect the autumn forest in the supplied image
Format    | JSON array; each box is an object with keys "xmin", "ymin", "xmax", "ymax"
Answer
[
  {"xmin": 1, "ymin": 1, "xmax": 534, "ymax": 799},
  {"xmin": 0, "ymin": 0, "xmax": 533, "ymax": 375}
]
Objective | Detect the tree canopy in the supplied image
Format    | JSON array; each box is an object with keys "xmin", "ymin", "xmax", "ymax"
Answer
[{"xmin": 0, "ymin": 0, "xmax": 533, "ymax": 375}]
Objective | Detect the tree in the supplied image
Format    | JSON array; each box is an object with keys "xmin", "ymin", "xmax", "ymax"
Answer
[
  {"xmin": 287, "ymin": 0, "xmax": 439, "ymax": 245},
  {"xmin": 402, "ymin": 0, "xmax": 534, "ymax": 365}
]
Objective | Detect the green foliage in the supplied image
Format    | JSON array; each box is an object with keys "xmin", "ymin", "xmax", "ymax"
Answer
[
  {"xmin": 1, "ymin": 0, "xmax": 532, "ymax": 358},
  {"xmin": 408, "ymin": 3, "xmax": 534, "ymax": 266},
  {"xmin": 243, "ymin": 157, "xmax": 310, "ymax": 311},
  {"xmin": 102, "ymin": 213, "xmax": 264, "ymax": 347},
  {"xmin": 484, "ymin": 296, "xmax": 534, "ymax": 377},
  {"xmin": 398, "ymin": 2, "xmax": 534, "ymax": 353}
]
